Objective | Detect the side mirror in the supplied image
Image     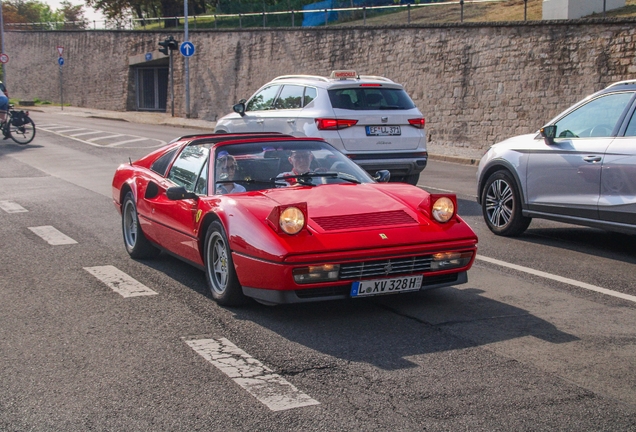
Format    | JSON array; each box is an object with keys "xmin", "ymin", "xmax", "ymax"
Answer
[
  {"xmin": 540, "ymin": 125, "xmax": 557, "ymax": 146},
  {"xmin": 233, "ymin": 101, "xmax": 246, "ymax": 117},
  {"xmin": 166, "ymin": 186, "xmax": 198, "ymax": 201},
  {"xmin": 373, "ymin": 170, "xmax": 391, "ymax": 183}
]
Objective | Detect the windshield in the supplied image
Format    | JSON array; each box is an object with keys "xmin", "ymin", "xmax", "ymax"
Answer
[{"xmin": 213, "ymin": 140, "xmax": 373, "ymax": 194}]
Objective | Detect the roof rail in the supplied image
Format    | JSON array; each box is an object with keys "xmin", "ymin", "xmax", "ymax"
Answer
[
  {"xmin": 358, "ymin": 75, "xmax": 394, "ymax": 83},
  {"xmin": 272, "ymin": 75, "xmax": 329, "ymax": 82},
  {"xmin": 606, "ymin": 79, "xmax": 636, "ymax": 89}
]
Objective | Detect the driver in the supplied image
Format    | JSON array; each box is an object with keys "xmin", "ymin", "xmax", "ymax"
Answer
[
  {"xmin": 215, "ymin": 153, "xmax": 246, "ymax": 194},
  {"xmin": 277, "ymin": 149, "xmax": 314, "ymax": 186}
]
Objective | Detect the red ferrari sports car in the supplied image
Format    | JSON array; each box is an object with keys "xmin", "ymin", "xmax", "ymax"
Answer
[{"xmin": 112, "ymin": 133, "xmax": 478, "ymax": 306}]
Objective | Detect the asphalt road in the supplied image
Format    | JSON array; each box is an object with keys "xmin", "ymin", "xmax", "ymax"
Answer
[{"xmin": 1, "ymin": 111, "xmax": 635, "ymax": 431}]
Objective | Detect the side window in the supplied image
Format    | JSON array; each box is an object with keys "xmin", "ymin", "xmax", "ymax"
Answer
[
  {"xmin": 624, "ymin": 109, "xmax": 636, "ymax": 137},
  {"xmin": 167, "ymin": 145, "xmax": 210, "ymax": 192},
  {"xmin": 274, "ymin": 85, "xmax": 303, "ymax": 109},
  {"xmin": 554, "ymin": 92, "xmax": 634, "ymax": 138},
  {"xmin": 150, "ymin": 147, "xmax": 178, "ymax": 176},
  {"xmin": 246, "ymin": 86, "xmax": 280, "ymax": 112},
  {"xmin": 303, "ymin": 87, "xmax": 317, "ymax": 107}
]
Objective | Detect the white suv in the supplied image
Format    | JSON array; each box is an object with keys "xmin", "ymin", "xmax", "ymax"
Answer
[{"xmin": 214, "ymin": 71, "xmax": 427, "ymax": 185}]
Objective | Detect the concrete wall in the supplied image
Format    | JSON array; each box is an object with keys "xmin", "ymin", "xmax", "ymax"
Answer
[{"xmin": 6, "ymin": 19, "xmax": 636, "ymax": 158}]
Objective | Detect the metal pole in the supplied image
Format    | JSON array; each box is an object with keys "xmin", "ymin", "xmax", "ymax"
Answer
[
  {"xmin": 460, "ymin": 0, "xmax": 464, "ymax": 23},
  {"xmin": 185, "ymin": 0, "xmax": 190, "ymax": 118},
  {"xmin": 60, "ymin": 63, "xmax": 63, "ymax": 111},
  {"xmin": 408, "ymin": 4, "xmax": 410, "ymax": 24},
  {"xmin": 363, "ymin": 6, "xmax": 366, "ymax": 26},
  {"xmin": 170, "ymin": 50, "xmax": 174, "ymax": 117},
  {"xmin": 524, "ymin": 0, "xmax": 527, "ymax": 21},
  {"xmin": 603, "ymin": 0, "xmax": 606, "ymax": 18},
  {"xmin": 291, "ymin": 10, "xmax": 294, "ymax": 27}
]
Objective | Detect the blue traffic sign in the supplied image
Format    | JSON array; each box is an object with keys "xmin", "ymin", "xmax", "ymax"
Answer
[
  {"xmin": 58, "ymin": 57, "xmax": 64, "ymax": 66},
  {"xmin": 180, "ymin": 41, "xmax": 195, "ymax": 57},
  {"xmin": 145, "ymin": 52, "xmax": 153, "ymax": 61}
]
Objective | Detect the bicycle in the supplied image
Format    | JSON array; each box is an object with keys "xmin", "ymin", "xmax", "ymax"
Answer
[{"xmin": 2, "ymin": 104, "xmax": 36, "ymax": 145}]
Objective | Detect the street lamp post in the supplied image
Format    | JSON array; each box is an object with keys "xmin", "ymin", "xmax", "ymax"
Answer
[{"xmin": 184, "ymin": 0, "xmax": 190, "ymax": 118}]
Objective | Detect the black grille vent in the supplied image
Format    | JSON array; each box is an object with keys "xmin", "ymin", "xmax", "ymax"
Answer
[{"xmin": 339, "ymin": 255, "xmax": 433, "ymax": 279}]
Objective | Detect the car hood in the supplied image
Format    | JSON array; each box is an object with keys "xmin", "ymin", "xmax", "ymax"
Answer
[{"xmin": 223, "ymin": 183, "xmax": 477, "ymax": 261}]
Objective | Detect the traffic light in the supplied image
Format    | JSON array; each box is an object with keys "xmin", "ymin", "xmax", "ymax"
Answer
[
  {"xmin": 158, "ymin": 39, "xmax": 170, "ymax": 55},
  {"xmin": 158, "ymin": 36, "xmax": 179, "ymax": 56}
]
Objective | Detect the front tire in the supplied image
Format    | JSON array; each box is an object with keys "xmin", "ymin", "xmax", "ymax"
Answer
[
  {"xmin": 204, "ymin": 221, "xmax": 246, "ymax": 306},
  {"xmin": 122, "ymin": 192, "xmax": 160, "ymax": 259},
  {"xmin": 481, "ymin": 171, "xmax": 531, "ymax": 236}
]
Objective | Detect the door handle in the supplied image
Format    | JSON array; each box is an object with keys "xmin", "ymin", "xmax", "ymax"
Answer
[
  {"xmin": 256, "ymin": 119, "xmax": 264, "ymax": 124},
  {"xmin": 287, "ymin": 119, "xmax": 296, "ymax": 124},
  {"xmin": 583, "ymin": 155, "xmax": 602, "ymax": 163}
]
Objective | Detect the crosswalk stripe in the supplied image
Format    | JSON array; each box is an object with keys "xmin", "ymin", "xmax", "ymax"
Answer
[
  {"xmin": 0, "ymin": 200, "xmax": 28, "ymax": 213},
  {"xmin": 186, "ymin": 338, "xmax": 320, "ymax": 412},
  {"xmin": 84, "ymin": 265, "xmax": 158, "ymax": 297},
  {"xmin": 28, "ymin": 225, "xmax": 77, "ymax": 245}
]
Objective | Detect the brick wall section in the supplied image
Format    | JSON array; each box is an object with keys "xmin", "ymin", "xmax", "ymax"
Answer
[{"xmin": 6, "ymin": 19, "xmax": 636, "ymax": 158}]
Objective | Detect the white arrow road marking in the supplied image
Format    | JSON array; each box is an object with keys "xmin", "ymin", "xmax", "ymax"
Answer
[
  {"xmin": 0, "ymin": 200, "xmax": 28, "ymax": 213},
  {"xmin": 84, "ymin": 265, "xmax": 157, "ymax": 298},
  {"xmin": 186, "ymin": 338, "xmax": 320, "ymax": 412},
  {"xmin": 28, "ymin": 225, "xmax": 77, "ymax": 245},
  {"xmin": 477, "ymin": 255, "xmax": 636, "ymax": 303}
]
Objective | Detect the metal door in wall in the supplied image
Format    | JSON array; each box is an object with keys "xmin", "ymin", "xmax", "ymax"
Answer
[{"xmin": 136, "ymin": 67, "xmax": 168, "ymax": 111}]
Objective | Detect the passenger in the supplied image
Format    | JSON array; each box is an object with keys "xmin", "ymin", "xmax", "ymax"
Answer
[
  {"xmin": 215, "ymin": 153, "xmax": 246, "ymax": 194},
  {"xmin": 277, "ymin": 149, "xmax": 314, "ymax": 186}
]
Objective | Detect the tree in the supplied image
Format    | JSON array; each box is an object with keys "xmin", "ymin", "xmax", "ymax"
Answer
[{"xmin": 59, "ymin": 0, "xmax": 89, "ymax": 28}]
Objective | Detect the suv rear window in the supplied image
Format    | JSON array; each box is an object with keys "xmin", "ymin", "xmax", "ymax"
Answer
[{"xmin": 328, "ymin": 88, "xmax": 416, "ymax": 110}]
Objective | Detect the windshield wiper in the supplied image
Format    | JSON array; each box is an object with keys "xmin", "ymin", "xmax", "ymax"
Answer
[{"xmin": 274, "ymin": 172, "xmax": 360, "ymax": 186}]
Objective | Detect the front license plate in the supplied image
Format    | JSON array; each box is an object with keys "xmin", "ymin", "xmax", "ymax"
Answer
[
  {"xmin": 366, "ymin": 125, "xmax": 401, "ymax": 136},
  {"xmin": 351, "ymin": 275, "xmax": 423, "ymax": 298}
]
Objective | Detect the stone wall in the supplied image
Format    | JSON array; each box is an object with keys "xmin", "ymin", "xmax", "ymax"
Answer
[{"xmin": 6, "ymin": 18, "xmax": 636, "ymax": 158}]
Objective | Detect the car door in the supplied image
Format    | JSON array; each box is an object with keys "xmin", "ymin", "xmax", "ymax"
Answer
[
  {"xmin": 265, "ymin": 84, "xmax": 305, "ymax": 135},
  {"xmin": 148, "ymin": 144, "xmax": 210, "ymax": 264},
  {"xmin": 599, "ymin": 101, "xmax": 636, "ymax": 226},
  {"xmin": 229, "ymin": 85, "xmax": 280, "ymax": 133},
  {"xmin": 526, "ymin": 92, "xmax": 634, "ymax": 220}
]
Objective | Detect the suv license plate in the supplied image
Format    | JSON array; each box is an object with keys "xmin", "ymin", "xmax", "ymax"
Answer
[
  {"xmin": 366, "ymin": 125, "xmax": 401, "ymax": 136},
  {"xmin": 351, "ymin": 275, "xmax": 423, "ymax": 298}
]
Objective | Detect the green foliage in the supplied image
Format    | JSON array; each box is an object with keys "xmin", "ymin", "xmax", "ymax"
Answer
[{"xmin": 2, "ymin": 0, "xmax": 88, "ymax": 28}]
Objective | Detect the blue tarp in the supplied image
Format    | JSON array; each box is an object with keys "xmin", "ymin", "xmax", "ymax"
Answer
[{"xmin": 302, "ymin": 1, "xmax": 419, "ymax": 27}]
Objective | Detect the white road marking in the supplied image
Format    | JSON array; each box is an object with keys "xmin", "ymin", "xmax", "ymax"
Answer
[
  {"xmin": 84, "ymin": 265, "xmax": 157, "ymax": 298},
  {"xmin": 186, "ymin": 338, "xmax": 320, "ymax": 412},
  {"xmin": 0, "ymin": 200, "xmax": 28, "ymax": 213},
  {"xmin": 477, "ymin": 255, "xmax": 636, "ymax": 303},
  {"xmin": 68, "ymin": 131, "xmax": 104, "ymax": 137},
  {"xmin": 106, "ymin": 137, "xmax": 149, "ymax": 147},
  {"xmin": 52, "ymin": 128, "xmax": 88, "ymax": 133},
  {"xmin": 28, "ymin": 225, "xmax": 78, "ymax": 245},
  {"xmin": 87, "ymin": 134, "xmax": 125, "ymax": 142}
]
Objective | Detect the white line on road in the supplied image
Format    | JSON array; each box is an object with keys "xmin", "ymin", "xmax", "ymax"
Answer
[
  {"xmin": 84, "ymin": 265, "xmax": 158, "ymax": 298},
  {"xmin": 68, "ymin": 131, "xmax": 103, "ymax": 137},
  {"xmin": 87, "ymin": 134, "xmax": 125, "ymax": 142},
  {"xmin": 0, "ymin": 200, "xmax": 28, "ymax": 213},
  {"xmin": 28, "ymin": 226, "xmax": 77, "ymax": 245},
  {"xmin": 52, "ymin": 128, "xmax": 88, "ymax": 133},
  {"xmin": 476, "ymin": 255, "xmax": 636, "ymax": 303},
  {"xmin": 186, "ymin": 338, "xmax": 320, "ymax": 412},
  {"xmin": 106, "ymin": 137, "xmax": 150, "ymax": 147}
]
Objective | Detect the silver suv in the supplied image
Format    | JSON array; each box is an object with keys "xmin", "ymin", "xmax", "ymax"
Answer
[
  {"xmin": 214, "ymin": 71, "xmax": 427, "ymax": 185},
  {"xmin": 477, "ymin": 79, "xmax": 636, "ymax": 236}
]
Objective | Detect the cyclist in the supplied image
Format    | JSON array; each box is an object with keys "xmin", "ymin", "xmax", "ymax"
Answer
[{"xmin": 0, "ymin": 81, "xmax": 9, "ymax": 139}]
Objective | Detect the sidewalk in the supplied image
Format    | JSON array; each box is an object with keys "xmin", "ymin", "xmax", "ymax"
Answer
[{"xmin": 26, "ymin": 104, "xmax": 481, "ymax": 165}]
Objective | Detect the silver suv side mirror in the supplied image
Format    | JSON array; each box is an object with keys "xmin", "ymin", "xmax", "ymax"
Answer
[
  {"xmin": 540, "ymin": 125, "xmax": 557, "ymax": 146},
  {"xmin": 233, "ymin": 100, "xmax": 247, "ymax": 117}
]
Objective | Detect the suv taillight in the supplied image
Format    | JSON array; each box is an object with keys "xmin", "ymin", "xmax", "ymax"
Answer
[
  {"xmin": 408, "ymin": 118, "xmax": 426, "ymax": 129},
  {"xmin": 315, "ymin": 118, "xmax": 358, "ymax": 130}
]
